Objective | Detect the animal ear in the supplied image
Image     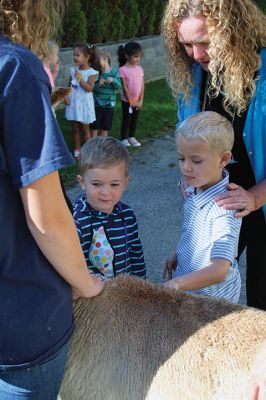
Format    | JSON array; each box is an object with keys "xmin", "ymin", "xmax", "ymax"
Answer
[{"xmin": 51, "ymin": 87, "xmax": 72, "ymax": 106}]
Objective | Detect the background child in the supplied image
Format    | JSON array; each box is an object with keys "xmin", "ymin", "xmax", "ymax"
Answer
[
  {"xmin": 42, "ymin": 40, "xmax": 60, "ymax": 89},
  {"xmin": 65, "ymin": 43, "xmax": 99, "ymax": 159},
  {"xmin": 73, "ymin": 136, "xmax": 146, "ymax": 279},
  {"xmin": 42, "ymin": 40, "xmax": 73, "ymax": 212},
  {"xmin": 163, "ymin": 111, "xmax": 242, "ymax": 303},
  {"xmin": 118, "ymin": 41, "xmax": 144, "ymax": 147},
  {"xmin": 90, "ymin": 48, "xmax": 121, "ymax": 137}
]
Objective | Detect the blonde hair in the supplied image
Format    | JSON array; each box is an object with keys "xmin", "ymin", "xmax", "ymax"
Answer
[
  {"xmin": 99, "ymin": 47, "xmax": 111, "ymax": 65},
  {"xmin": 176, "ymin": 111, "xmax": 234, "ymax": 153},
  {"xmin": 80, "ymin": 136, "xmax": 130, "ymax": 176},
  {"xmin": 161, "ymin": 0, "xmax": 266, "ymax": 114},
  {"xmin": 48, "ymin": 40, "xmax": 59, "ymax": 56},
  {"xmin": 0, "ymin": 0, "xmax": 66, "ymax": 60}
]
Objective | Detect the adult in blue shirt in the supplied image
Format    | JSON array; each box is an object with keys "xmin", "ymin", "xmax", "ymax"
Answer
[
  {"xmin": 0, "ymin": 1, "xmax": 105, "ymax": 399},
  {"xmin": 161, "ymin": 0, "xmax": 266, "ymax": 311}
]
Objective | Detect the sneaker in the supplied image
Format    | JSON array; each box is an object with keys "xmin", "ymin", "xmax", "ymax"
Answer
[
  {"xmin": 128, "ymin": 137, "xmax": 141, "ymax": 147},
  {"xmin": 121, "ymin": 139, "xmax": 131, "ymax": 147},
  {"xmin": 73, "ymin": 149, "xmax": 80, "ymax": 160}
]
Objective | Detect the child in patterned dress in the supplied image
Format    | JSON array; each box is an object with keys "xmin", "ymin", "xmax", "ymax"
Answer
[
  {"xmin": 73, "ymin": 136, "xmax": 146, "ymax": 279},
  {"xmin": 65, "ymin": 43, "xmax": 99, "ymax": 159}
]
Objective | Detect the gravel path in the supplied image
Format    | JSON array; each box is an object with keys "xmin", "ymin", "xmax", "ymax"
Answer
[{"xmin": 67, "ymin": 133, "xmax": 247, "ymax": 305}]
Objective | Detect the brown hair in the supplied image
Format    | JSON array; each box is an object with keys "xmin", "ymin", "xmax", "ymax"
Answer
[{"xmin": 79, "ymin": 136, "xmax": 130, "ymax": 176}]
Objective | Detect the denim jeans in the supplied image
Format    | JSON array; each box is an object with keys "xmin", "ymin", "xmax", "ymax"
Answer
[{"xmin": 0, "ymin": 342, "xmax": 68, "ymax": 399}]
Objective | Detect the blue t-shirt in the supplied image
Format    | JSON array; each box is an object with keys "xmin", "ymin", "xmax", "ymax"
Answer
[{"xmin": 0, "ymin": 36, "xmax": 74, "ymax": 370}]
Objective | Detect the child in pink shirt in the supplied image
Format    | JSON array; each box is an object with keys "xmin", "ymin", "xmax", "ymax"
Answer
[
  {"xmin": 43, "ymin": 40, "xmax": 60, "ymax": 89},
  {"xmin": 118, "ymin": 42, "xmax": 144, "ymax": 147}
]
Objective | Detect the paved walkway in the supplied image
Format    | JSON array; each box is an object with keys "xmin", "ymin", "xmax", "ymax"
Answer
[{"xmin": 67, "ymin": 133, "xmax": 247, "ymax": 305}]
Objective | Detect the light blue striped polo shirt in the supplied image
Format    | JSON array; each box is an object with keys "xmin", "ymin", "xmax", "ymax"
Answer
[{"xmin": 174, "ymin": 170, "xmax": 242, "ymax": 303}]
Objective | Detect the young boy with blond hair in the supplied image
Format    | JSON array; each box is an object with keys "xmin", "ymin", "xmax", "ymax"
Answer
[{"xmin": 163, "ymin": 111, "xmax": 242, "ymax": 303}]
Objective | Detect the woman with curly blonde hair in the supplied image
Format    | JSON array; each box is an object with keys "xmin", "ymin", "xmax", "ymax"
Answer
[
  {"xmin": 162, "ymin": 0, "xmax": 266, "ymax": 311},
  {"xmin": 0, "ymin": 1, "xmax": 104, "ymax": 398}
]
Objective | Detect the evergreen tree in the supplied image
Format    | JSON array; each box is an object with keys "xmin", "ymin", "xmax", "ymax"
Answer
[
  {"xmin": 121, "ymin": 0, "xmax": 140, "ymax": 39},
  {"xmin": 137, "ymin": 0, "xmax": 157, "ymax": 36},
  {"xmin": 61, "ymin": 0, "xmax": 87, "ymax": 47},
  {"xmin": 108, "ymin": 4, "xmax": 125, "ymax": 42},
  {"xmin": 154, "ymin": 0, "xmax": 167, "ymax": 35},
  {"xmin": 84, "ymin": 0, "xmax": 109, "ymax": 43}
]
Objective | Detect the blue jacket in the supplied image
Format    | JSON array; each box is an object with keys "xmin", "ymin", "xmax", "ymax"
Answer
[{"xmin": 177, "ymin": 49, "xmax": 266, "ymax": 220}]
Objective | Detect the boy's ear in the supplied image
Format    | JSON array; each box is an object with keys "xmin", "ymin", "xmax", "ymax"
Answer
[
  {"xmin": 77, "ymin": 175, "xmax": 85, "ymax": 190},
  {"xmin": 125, "ymin": 175, "xmax": 130, "ymax": 188},
  {"xmin": 220, "ymin": 151, "xmax": 231, "ymax": 168}
]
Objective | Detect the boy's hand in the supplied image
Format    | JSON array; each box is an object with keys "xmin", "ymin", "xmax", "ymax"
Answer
[
  {"xmin": 163, "ymin": 278, "xmax": 180, "ymax": 290},
  {"xmin": 162, "ymin": 249, "xmax": 177, "ymax": 280},
  {"xmin": 99, "ymin": 78, "xmax": 106, "ymax": 86},
  {"xmin": 106, "ymin": 77, "xmax": 114, "ymax": 84}
]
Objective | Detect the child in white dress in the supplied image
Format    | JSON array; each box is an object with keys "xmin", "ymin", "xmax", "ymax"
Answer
[{"xmin": 65, "ymin": 43, "xmax": 99, "ymax": 159}]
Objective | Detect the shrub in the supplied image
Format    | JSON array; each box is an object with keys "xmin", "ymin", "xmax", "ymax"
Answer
[
  {"xmin": 107, "ymin": 1, "xmax": 125, "ymax": 42},
  {"xmin": 61, "ymin": 0, "xmax": 87, "ymax": 47},
  {"xmin": 137, "ymin": 0, "xmax": 157, "ymax": 36},
  {"xmin": 154, "ymin": 0, "xmax": 167, "ymax": 35},
  {"xmin": 83, "ymin": 0, "xmax": 109, "ymax": 43},
  {"xmin": 121, "ymin": 0, "xmax": 140, "ymax": 39},
  {"xmin": 257, "ymin": 0, "xmax": 266, "ymax": 13}
]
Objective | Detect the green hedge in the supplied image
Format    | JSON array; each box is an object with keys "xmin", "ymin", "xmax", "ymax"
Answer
[
  {"xmin": 60, "ymin": 0, "xmax": 166, "ymax": 46},
  {"xmin": 60, "ymin": 0, "xmax": 265, "ymax": 47},
  {"xmin": 257, "ymin": 0, "xmax": 266, "ymax": 13}
]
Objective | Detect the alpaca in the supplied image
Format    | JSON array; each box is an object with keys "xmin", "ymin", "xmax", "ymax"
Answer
[{"xmin": 60, "ymin": 275, "xmax": 266, "ymax": 400}]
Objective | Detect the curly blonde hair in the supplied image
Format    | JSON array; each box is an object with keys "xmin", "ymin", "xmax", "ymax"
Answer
[
  {"xmin": 161, "ymin": 0, "xmax": 266, "ymax": 114},
  {"xmin": 0, "ymin": 0, "xmax": 67, "ymax": 60}
]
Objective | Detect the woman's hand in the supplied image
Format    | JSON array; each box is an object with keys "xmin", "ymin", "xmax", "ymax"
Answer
[
  {"xmin": 72, "ymin": 273, "xmax": 106, "ymax": 300},
  {"xmin": 215, "ymin": 183, "xmax": 257, "ymax": 218},
  {"xmin": 162, "ymin": 249, "xmax": 177, "ymax": 280}
]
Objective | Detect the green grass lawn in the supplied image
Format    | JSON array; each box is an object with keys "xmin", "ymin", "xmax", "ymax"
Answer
[{"xmin": 57, "ymin": 79, "xmax": 177, "ymax": 184}]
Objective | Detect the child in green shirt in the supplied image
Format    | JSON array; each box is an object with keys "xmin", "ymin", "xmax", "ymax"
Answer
[{"xmin": 91, "ymin": 48, "xmax": 121, "ymax": 137}]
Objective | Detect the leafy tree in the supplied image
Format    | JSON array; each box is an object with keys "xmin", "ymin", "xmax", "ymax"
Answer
[{"xmin": 61, "ymin": 0, "xmax": 87, "ymax": 47}]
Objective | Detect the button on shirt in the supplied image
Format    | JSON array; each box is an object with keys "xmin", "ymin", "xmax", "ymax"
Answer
[{"xmin": 174, "ymin": 170, "xmax": 241, "ymax": 303}]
